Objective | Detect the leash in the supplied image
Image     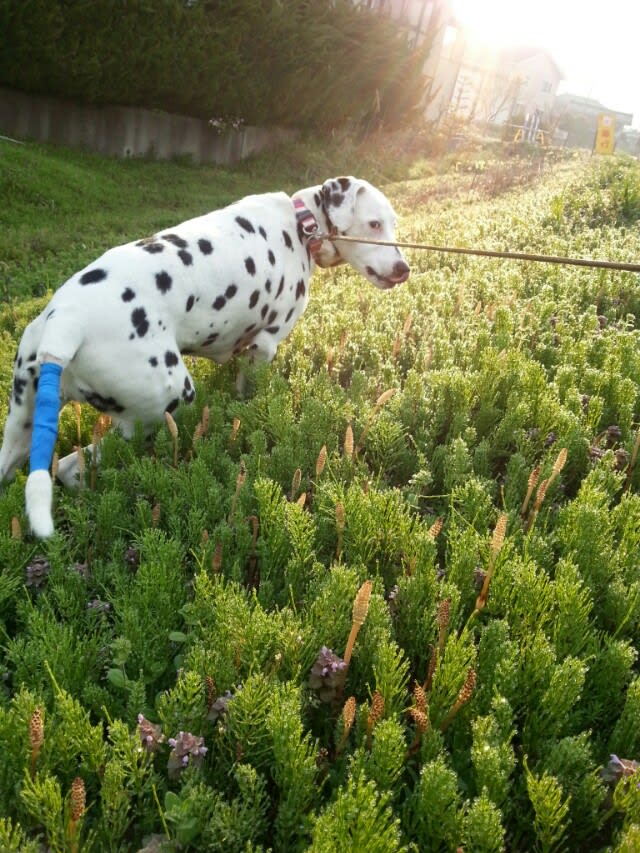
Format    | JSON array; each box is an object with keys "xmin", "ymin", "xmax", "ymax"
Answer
[{"xmin": 318, "ymin": 233, "xmax": 640, "ymax": 274}]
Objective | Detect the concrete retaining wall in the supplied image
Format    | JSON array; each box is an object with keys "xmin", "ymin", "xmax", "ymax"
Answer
[{"xmin": 0, "ymin": 87, "xmax": 296, "ymax": 164}]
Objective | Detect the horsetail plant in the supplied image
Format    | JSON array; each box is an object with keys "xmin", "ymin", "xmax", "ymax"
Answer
[
  {"xmin": 524, "ymin": 448, "xmax": 567, "ymax": 533},
  {"xmin": 366, "ymin": 690, "xmax": 385, "ymax": 750},
  {"xmin": 67, "ymin": 777, "xmax": 85, "ymax": 853},
  {"xmin": 164, "ymin": 410, "xmax": 179, "ymax": 467},
  {"xmin": 354, "ymin": 389, "xmax": 395, "ymax": 457},
  {"xmin": 29, "ymin": 707, "xmax": 44, "ymax": 777},
  {"xmin": 474, "ymin": 512, "xmax": 508, "ymax": 615},
  {"xmin": 335, "ymin": 696, "xmax": 357, "ymax": 755},
  {"xmin": 440, "ymin": 667, "xmax": 477, "ymax": 733}
]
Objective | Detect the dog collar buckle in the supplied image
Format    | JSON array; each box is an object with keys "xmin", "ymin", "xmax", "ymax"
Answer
[
  {"xmin": 293, "ymin": 197, "xmax": 325, "ymax": 260},
  {"xmin": 293, "ymin": 197, "xmax": 320, "ymax": 236}
]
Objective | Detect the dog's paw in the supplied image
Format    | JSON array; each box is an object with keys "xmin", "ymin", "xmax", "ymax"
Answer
[
  {"xmin": 55, "ymin": 451, "xmax": 83, "ymax": 489},
  {"xmin": 25, "ymin": 470, "xmax": 55, "ymax": 538}
]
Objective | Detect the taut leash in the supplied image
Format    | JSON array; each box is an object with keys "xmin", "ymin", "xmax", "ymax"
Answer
[{"xmin": 319, "ymin": 234, "xmax": 640, "ymax": 274}]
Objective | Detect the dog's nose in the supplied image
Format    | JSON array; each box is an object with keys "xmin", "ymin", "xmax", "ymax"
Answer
[{"xmin": 391, "ymin": 260, "xmax": 410, "ymax": 284}]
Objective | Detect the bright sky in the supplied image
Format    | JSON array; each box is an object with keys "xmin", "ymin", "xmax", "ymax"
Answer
[{"xmin": 452, "ymin": 0, "xmax": 639, "ymax": 127}]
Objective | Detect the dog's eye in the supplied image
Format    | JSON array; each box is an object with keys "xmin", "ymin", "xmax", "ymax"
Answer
[{"xmin": 369, "ymin": 220, "xmax": 382, "ymax": 231}]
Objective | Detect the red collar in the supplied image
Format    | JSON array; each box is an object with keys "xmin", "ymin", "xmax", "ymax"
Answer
[{"xmin": 293, "ymin": 197, "xmax": 324, "ymax": 261}]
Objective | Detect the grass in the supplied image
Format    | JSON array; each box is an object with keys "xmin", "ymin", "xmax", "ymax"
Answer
[{"xmin": 1, "ymin": 136, "xmax": 640, "ymax": 852}]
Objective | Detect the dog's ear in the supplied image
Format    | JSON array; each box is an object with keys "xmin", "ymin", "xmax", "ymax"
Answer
[{"xmin": 321, "ymin": 176, "xmax": 365, "ymax": 233}]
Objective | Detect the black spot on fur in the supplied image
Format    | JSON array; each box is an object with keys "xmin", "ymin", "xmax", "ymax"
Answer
[
  {"xmin": 143, "ymin": 243, "xmax": 164, "ymax": 254},
  {"xmin": 165, "ymin": 351, "xmax": 179, "ymax": 368},
  {"xmin": 259, "ymin": 226, "xmax": 267, "ymax": 239},
  {"xmin": 245, "ymin": 323, "xmax": 256, "ymax": 332},
  {"xmin": 268, "ymin": 249, "xmax": 276, "ymax": 266},
  {"xmin": 261, "ymin": 304, "xmax": 269, "ymax": 320},
  {"xmin": 83, "ymin": 390, "xmax": 125, "ymax": 414},
  {"xmin": 313, "ymin": 192, "xmax": 322, "ymax": 207},
  {"xmin": 236, "ymin": 216, "xmax": 255, "ymax": 234},
  {"xmin": 265, "ymin": 279, "xmax": 272, "ymax": 293},
  {"xmin": 178, "ymin": 249, "xmax": 193, "ymax": 266},
  {"xmin": 162, "ymin": 233, "xmax": 188, "ymax": 249},
  {"xmin": 46, "ymin": 310, "xmax": 55, "ymax": 320},
  {"xmin": 149, "ymin": 357, "xmax": 158, "ymax": 367},
  {"xmin": 245, "ymin": 257, "xmax": 256, "ymax": 276},
  {"xmin": 338, "ymin": 177, "xmax": 351, "ymax": 191},
  {"xmin": 80, "ymin": 268, "xmax": 107, "ymax": 285},
  {"xmin": 266, "ymin": 325, "xmax": 280, "ymax": 334},
  {"xmin": 155, "ymin": 271, "xmax": 173, "ymax": 293},
  {"xmin": 203, "ymin": 332, "xmax": 219, "ymax": 346},
  {"xmin": 198, "ymin": 238, "xmax": 213, "ymax": 255},
  {"xmin": 276, "ymin": 276, "xmax": 285, "ymax": 298},
  {"xmin": 212, "ymin": 295, "xmax": 226, "ymax": 311},
  {"xmin": 249, "ymin": 290, "xmax": 260, "ymax": 309},
  {"xmin": 165, "ymin": 398, "xmax": 180, "ymax": 414},
  {"xmin": 13, "ymin": 376, "xmax": 26, "ymax": 405},
  {"xmin": 267, "ymin": 309, "xmax": 278, "ymax": 324},
  {"xmin": 121, "ymin": 288, "xmax": 135, "ymax": 302},
  {"xmin": 285, "ymin": 307, "xmax": 295, "ymax": 323},
  {"xmin": 283, "ymin": 230, "xmax": 293, "ymax": 249},
  {"xmin": 226, "ymin": 284, "xmax": 238, "ymax": 299},
  {"xmin": 296, "ymin": 279, "xmax": 306, "ymax": 300},
  {"xmin": 182, "ymin": 377, "xmax": 195, "ymax": 403},
  {"xmin": 186, "ymin": 294, "xmax": 195, "ymax": 312},
  {"xmin": 131, "ymin": 307, "xmax": 149, "ymax": 337}
]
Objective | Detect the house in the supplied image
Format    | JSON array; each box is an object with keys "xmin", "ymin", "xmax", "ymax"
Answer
[{"xmin": 445, "ymin": 40, "xmax": 563, "ymax": 128}]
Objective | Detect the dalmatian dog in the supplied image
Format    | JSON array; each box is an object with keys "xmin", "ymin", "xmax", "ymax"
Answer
[{"xmin": 0, "ymin": 176, "xmax": 410, "ymax": 538}]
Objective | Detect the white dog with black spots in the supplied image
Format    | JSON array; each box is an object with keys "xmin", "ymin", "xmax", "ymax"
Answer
[{"xmin": 0, "ymin": 176, "xmax": 410, "ymax": 537}]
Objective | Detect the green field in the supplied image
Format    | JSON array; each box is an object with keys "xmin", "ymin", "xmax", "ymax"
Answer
[{"xmin": 1, "ymin": 138, "xmax": 640, "ymax": 852}]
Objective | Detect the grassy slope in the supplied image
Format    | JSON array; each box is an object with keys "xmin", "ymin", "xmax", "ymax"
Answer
[{"xmin": 1, "ymin": 138, "xmax": 640, "ymax": 851}]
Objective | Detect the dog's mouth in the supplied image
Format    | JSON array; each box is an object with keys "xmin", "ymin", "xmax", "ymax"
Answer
[{"xmin": 366, "ymin": 265, "xmax": 410, "ymax": 289}]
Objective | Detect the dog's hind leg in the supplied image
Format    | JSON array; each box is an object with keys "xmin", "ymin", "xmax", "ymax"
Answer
[
  {"xmin": 0, "ymin": 317, "xmax": 46, "ymax": 483},
  {"xmin": 21, "ymin": 312, "xmax": 82, "ymax": 537}
]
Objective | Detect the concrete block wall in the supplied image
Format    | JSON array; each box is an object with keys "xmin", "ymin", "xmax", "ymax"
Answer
[{"xmin": 0, "ymin": 88, "xmax": 296, "ymax": 164}]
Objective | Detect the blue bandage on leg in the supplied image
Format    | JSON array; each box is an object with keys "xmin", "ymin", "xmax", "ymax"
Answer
[{"xmin": 29, "ymin": 362, "xmax": 63, "ymax": 473}]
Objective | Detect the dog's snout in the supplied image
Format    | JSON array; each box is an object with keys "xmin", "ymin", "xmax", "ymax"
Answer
[{"xmin": 392, "ymin": 259, "xmax": 410, "ymax": 283}]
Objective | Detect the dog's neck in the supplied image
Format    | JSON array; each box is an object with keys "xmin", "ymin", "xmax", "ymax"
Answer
[{"xmin": 292, "ymin": 186, "xmax": 344, "ymax": 268}]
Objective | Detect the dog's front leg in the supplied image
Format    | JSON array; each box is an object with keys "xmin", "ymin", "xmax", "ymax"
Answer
[{"xmin": 235, "ymin": 332, "xmax": 280, "ymax": 396}]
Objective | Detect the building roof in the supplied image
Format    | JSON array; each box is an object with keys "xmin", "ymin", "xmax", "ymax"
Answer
[{"xmin": 498, "ymin": 46, "xmax": 564, "ymax": 78}]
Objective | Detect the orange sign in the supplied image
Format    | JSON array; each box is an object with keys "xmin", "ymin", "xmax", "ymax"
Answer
[{"xmin": 594, "ymin": 113, "xmax": 616, "ymax": 154}]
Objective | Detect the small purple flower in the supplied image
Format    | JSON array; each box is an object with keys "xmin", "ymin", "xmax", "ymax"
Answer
[
  {"xmin": 207, "ymin": 689, "xmax": 234, "ymax": 723},
  {"xmin": 137, "ymin": 714, "xmax": 165, "ymax": 753},
  {"xmin": 87, "ymin": 599, "xmax": 111, "ymax": 613},
  {"xmin": 167, "ymin": 731, "xmax": 207, "ymax": 778},
  {"xmin": 124, "ymin": 546, "xmax": 140, "ymax": 572},
  {"xmin": 26, "ymin": 555, "xmax": 50, "ymax": 589},
  {"xmin": 589, "ymin": 445, "xmax": 605, "ymax": 463},
  {"xmin": 72, "ymin": 562, "xmax": 90, "ymax": 579},
  {"xmin": 606, "ymin": 425, "xmax": 622, "ymax": 446},
  {"xmin": 601, "ymin": 754, "xmax": 640, "ymax": 785},
  {"xmin": 309, "ymin": 646, "xmax": 346, "ymax": 702},
  {"xmin": 614, "ymin": 448, "xmax": 631, "ymax": 471}
]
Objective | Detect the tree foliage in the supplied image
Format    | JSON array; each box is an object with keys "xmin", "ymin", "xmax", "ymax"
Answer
[{"xmin": 0, "ymin": 0, "xmax": 431, "ymax": 129}]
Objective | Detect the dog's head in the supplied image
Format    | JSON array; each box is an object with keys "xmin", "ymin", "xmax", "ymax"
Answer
[{"xmin": 317, "ymin": 177, "xmax": 410, "ymax": 289}]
